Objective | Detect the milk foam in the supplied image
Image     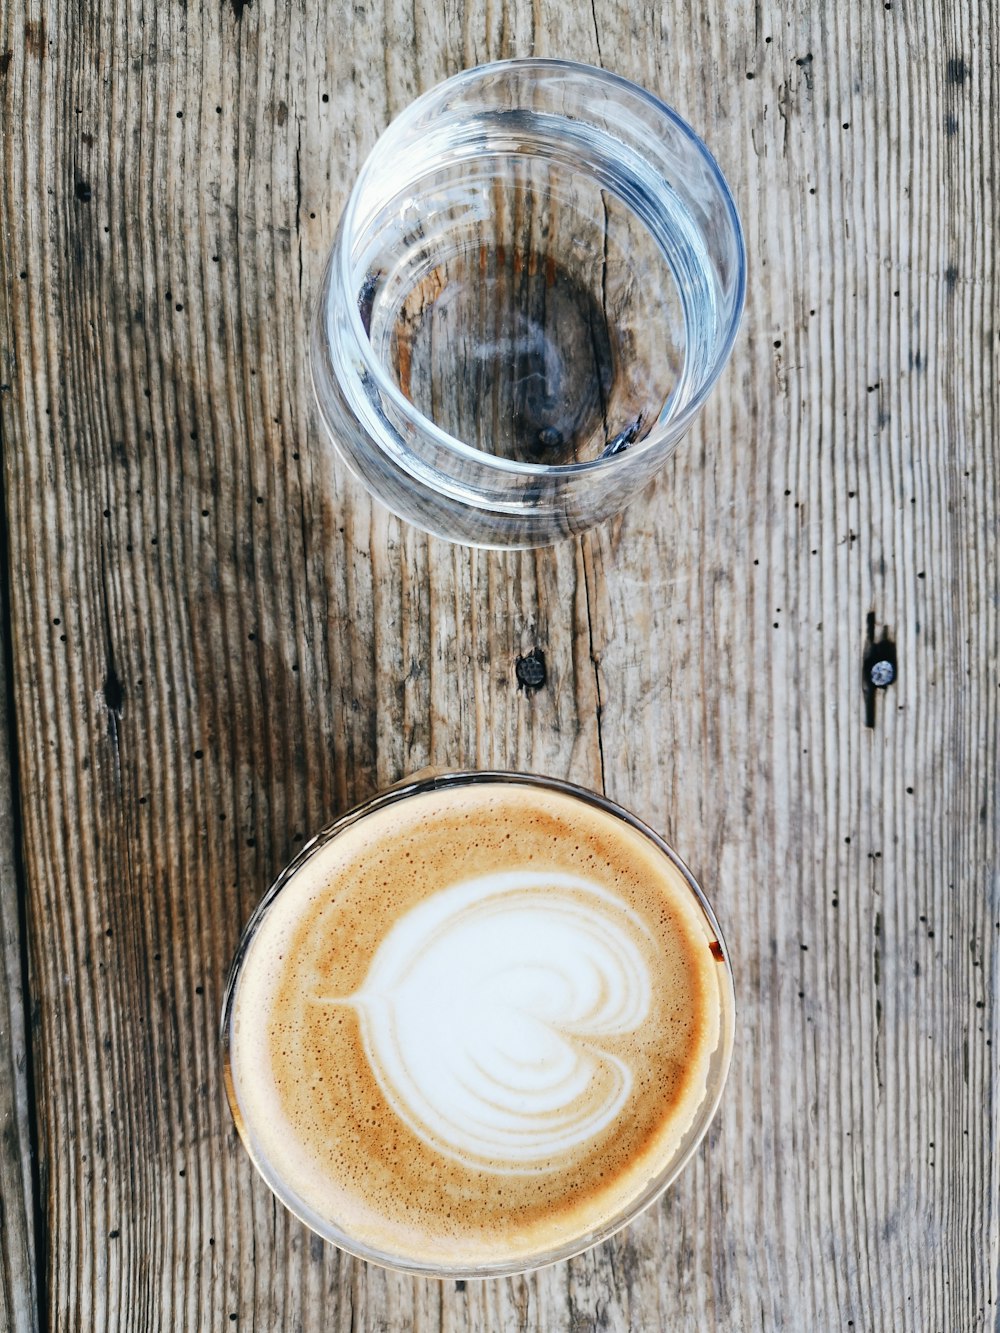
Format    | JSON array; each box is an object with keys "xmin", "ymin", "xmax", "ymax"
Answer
[{"xmin": 322, "ymin": 871, "xmax": 653, "ymax": 1171}]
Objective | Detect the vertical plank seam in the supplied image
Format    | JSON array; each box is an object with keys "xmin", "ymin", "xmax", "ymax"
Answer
[{"xmin": 579, "ymin": 541, "xmax": 606, "ymax": 796}]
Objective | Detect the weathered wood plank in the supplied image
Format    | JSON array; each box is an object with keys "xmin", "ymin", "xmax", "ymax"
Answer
[
  {"xmin": 577, "ymin": 1, "xmax": 1000, "ymax": 1330},
  {"xmin": 0, "ymin": 0, "xmax": 996, "ymax": 1330},
  {"xmin": 0, "ymin": 493, "xmax": 39, "ymax": 1333},
  {"xmin": 0, "ymin": 10, "xmax": 41, "ymax": 1330},
  {"xmin": 0, "ymin": 2, "xmax": 602, "ymax": 1327}
]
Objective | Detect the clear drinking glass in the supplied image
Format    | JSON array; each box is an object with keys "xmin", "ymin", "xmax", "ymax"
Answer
[
  {"xmin": 221, "ymin": 770, "xmax": 736, "ymax": 1278},
  {"xmin": 310, "ymin": 59, "xmax": 746, "ymax": 548}
]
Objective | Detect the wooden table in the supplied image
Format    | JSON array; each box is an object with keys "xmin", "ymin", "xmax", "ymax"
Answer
[{"xmin": 1, "ymin": 2, "xmax": 996, "ymax": 1329}]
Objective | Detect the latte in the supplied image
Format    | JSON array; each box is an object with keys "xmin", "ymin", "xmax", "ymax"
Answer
[{"xmin": 224, "ymin": 776, "xmax": 732, "ymax": 1273}]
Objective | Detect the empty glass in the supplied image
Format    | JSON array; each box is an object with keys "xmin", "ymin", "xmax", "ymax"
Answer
[{"xmin": 311, "ymin": 59, "xmax": 745, "ymax": 547}]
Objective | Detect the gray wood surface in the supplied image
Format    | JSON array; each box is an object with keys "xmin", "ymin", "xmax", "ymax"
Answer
[
  {"xmin": 0, "ymin": 512, "xmax": 38, "ymax": 1333},
  {"xmin": 0, "ymin": 0, "xmax": 997, "ymax": 1329}
]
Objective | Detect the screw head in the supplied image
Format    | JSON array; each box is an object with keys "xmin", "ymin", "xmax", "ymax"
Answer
[
  {"xmin": 870, "ymin": 660, "xmax": 895, "ymax": 687},
  {"xmin": 515, "ymin": 650, "xmax": 547, "ymax": 689}
]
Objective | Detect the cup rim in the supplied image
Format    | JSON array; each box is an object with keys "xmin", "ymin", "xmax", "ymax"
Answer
[
  {"xmin": 221, "ymin": 769, "xmax": 737, "ymax": 1279},
  {"xmin": 330, "ymin": 57, "xmax": 746, "ymax": 481}
]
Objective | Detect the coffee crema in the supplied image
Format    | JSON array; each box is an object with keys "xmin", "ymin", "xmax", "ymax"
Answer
[{"xmin": 227, "ymin": 780, "xmax": 726, "ymax": 1270}]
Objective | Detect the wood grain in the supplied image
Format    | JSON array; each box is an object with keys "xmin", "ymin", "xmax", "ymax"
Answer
[
  {"xmin": 0, "ymin": 491, "xmax": 38, "ymax": 1332},
  {"xmin": 0, "ymin": 0, "xmax": 996, "ymax": 1330}
]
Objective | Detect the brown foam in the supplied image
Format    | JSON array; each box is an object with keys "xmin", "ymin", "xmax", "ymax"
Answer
[{"xmin": 229, "ymin": 782, "xmax": 726, "ymax": 1268}]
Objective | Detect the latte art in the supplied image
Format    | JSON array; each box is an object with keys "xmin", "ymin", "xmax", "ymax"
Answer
[
  {"xmin": 227, "ymin": 779, "xmax": 731, "ymax": 1272},
  {"xmin": 332, "ymin": 871, "xmax": 653, "ymax": 1171}
]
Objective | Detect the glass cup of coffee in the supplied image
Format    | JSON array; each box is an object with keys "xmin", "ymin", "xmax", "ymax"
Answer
[
  {"xmin": 221, "ymin": 771, "xmax": 735, "ymax": 1278},
  {"xmin": 310, "ymin": 59, "xmax": 746, "ymax": 548}
]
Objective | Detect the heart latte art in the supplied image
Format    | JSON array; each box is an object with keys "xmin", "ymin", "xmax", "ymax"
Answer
[
  {"xmin": 228, "ymin": 781, "xmax": 727, "ymax": 1270},
  {"xmin": 336, "ymin": 872, "xmax": 653, "ymax": 1170}
]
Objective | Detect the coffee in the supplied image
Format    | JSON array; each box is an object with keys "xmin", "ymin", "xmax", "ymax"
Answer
[{"xmin": 225, "ymin": 777, "xmax": 731, "ymax": 1273}]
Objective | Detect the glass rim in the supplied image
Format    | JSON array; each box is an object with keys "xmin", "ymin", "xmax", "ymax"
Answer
[
  {"xmin": 329, "ymin": 57, "xmax": 747, "ymax": 482},
  {"xmin": 221, "ymin": 768, "xmax": 737, "ymax": 1279}
]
